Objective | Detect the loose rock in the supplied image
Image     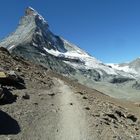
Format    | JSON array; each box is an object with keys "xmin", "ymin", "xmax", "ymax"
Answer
[{"xmin": 22, "ymin": 93, "xmax": 30, "ymax": 100}]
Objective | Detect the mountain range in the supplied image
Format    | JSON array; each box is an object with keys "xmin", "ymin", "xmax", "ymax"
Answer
[{"xmin": 1, "ymin": 7, "xmax": 140, "ymax": 101}]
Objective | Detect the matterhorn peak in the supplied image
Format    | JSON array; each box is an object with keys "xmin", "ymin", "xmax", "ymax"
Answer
[
  {"xmin": 24, "ymin": 6, "xmax": 48, "ymax": 28},
  {"xmin": 25, "ymin": 6, "xmax": 38, "ymax": 16}
]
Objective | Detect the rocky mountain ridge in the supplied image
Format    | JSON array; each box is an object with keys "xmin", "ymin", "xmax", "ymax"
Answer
[{"xmin": 0, "ymin": 7, "xmax": 140, "ymax": 100}]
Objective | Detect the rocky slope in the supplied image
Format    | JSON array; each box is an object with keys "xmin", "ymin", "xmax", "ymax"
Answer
[
  {"xmin": 0, "ymin": 7, "xmax": 140, "ymax": 100},
  {"xmin": 0, "ymin": 47, "xmax": 140, "ymax": 140}
]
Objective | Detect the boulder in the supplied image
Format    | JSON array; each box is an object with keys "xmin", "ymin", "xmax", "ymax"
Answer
[
  {"xmin": 0, "ymin": 72, "xmax": 7, "ymax": 78},
  {"xmin": 0, "ymin": 71, "xmax": 25, "ymax": 89},
  {"xmin": 0, "ymin": 88, "xmax": 17, "ymax": 105}
]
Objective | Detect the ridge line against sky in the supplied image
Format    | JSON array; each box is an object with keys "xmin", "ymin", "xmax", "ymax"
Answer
[{"xmin": 0, "ymin": 0, "xmax": 140, "ymax": 63}]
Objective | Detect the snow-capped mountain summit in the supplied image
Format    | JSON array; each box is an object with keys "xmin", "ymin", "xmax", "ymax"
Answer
[
  {"xmin": 1, "ymin": 7, "xmax": 140, "ymax": 100},
  {"xmin": 0, "ymin": 6, "xmax": 119, "ymax": 75}
]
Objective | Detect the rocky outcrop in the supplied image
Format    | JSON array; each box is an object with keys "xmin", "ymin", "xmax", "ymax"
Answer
[{"xmin": 0, "ymin": 87, "xmax": 17, "ymax": 105}]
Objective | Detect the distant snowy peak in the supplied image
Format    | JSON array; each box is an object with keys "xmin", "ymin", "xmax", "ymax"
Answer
[
  {"xmin": 107, "ymin": 64, "xmax": 138, "ymax": 74},
  {"xmin": 107, "ymin": 57, "xmax": 140, "ymax": 75}
]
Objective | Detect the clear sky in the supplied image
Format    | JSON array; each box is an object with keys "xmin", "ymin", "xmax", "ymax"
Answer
[{"xmin": 0, "ymin": 0, "xmax": 140, "ymax": 63}]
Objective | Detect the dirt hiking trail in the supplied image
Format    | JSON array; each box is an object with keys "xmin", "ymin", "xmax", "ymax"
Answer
[
  {"xmin": 20, "ymin": 79, "xmax": 92, "ymax": 140},
  {"xmin": 55, "ymin": 80, "xmax": 92, "ymax": 140}
]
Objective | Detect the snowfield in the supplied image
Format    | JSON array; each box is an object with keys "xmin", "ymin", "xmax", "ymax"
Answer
[{"xmin": 107, "ymin": 63, "xmax": 138, "ymax": 74}]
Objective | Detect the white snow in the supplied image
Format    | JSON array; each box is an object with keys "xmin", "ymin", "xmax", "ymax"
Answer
[
  {"xmin": 8, "ymin": 45, "xmax": 16, "ymax": 50},
  {"xmin": 28, "ymin": 7, "xmax": 35, "ymax": 12},
  {"xmin": 43, "ymin": 47, "xmax": 117, "ymax": 75},
  {"xmin": 32, "ymin": 42, "xmax": 38, "ymax": 47},
  {"xmin": 107, "ymin": 64, "xmax": 137, "ymax": 74},
  {"xmin": 61, "ymin": 37, "xmax": 89, "ymax": 56},
  {"xmin": 37, "ymin": 14, "xmax": 47, "ymax": 24},
  {"xmin": 40, "ymin": 53, "xmax": 46, "ymax": 56},
  {"xmin": 43, "ymin": 45, "xmax": 138, "ymax": 78}
]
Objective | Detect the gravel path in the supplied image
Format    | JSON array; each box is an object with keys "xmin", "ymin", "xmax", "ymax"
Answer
[
  {"xmin": 17, "ymin": 79, "xmax": 92, "ymax": 140},
  {"xmin": 55, "ymin": 80, "xmax": 91, "ymax": 140}
]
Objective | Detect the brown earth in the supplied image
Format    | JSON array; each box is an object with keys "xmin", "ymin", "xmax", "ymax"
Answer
[{"xmin": 0, "ymin": 47, "xmax": 140, "ymax": 140}]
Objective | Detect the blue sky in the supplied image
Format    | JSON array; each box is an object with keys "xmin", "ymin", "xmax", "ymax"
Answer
[{"xmin": 0, "ymin": 0, "xmax": 140, "ymax": 63}]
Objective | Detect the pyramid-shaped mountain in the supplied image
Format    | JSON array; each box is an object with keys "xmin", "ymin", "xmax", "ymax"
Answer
[{"xmin": 1, "ymin": 7, "xmax": 139, "ymax": 99}]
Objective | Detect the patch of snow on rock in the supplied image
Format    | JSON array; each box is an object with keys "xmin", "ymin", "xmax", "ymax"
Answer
[{"xmin": 8, "ymin": 45, "xmax": 16, "ymax": 50}]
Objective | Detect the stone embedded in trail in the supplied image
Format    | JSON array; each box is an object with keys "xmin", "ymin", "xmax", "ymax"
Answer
[
  {"xmin": 69, "ymin": 103, "xmax": 73, "ymax": 105},
  {"xmin": 77, "ymin": 92, "xmax": 84, "ymax": 95},
  {"xmin": 85, "ymin": 107, "xmax": 90, "ymax": 110},
  {"xmin": 83, "ymin": 96, "xmax": 88, "ymax": 99},
  {"xmin": 127, "ymin": 114, "xmax": 137, "ymax": 122},
  {"xmin": 48, "ymin": 93, "xmax": 55, "ymax": 97},
  {"xmin": 22, "ymin": 93, "xmax": 30, "ymax": 100}
]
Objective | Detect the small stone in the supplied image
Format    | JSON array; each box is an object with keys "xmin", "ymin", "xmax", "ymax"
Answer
[
  {"xmin": 113, "ymin": 135, "xmax": 117, "ymax": 138},
  {"xmin": 34, "ymin": 102, "xmax": 38, "ymax": 105},
  {"xmin": 85, "ymin": 107, "xmax": 90, "ymax": 110},
  {"xmin": 48, "ymin": 93, "xmax": 55, "ymax": 97},
  {"xmin": 83, "ymin": 96, "xmax": 88, "ymax": 99},
  {"xmin": 16, "ymin": 67, "xmax": 21, "ymax": 72},
  {"xmin": 94, "ymin": 114, "xmax": 100, "ymax": 117},
  {"xmin": 22, "ymin": 93, "xmax": 30, "ymax": 99},
  {"xmin": 38, "ymin": 93, "xmax": 42, "ymax": 96},
  {"xmin": 135, "ymin": 127, "xmax": 139, "ymax": 131},
  {"xmin": 77, "ymin": 92, "xmax": 84, "ymax": 95}
]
